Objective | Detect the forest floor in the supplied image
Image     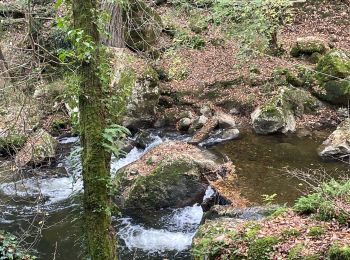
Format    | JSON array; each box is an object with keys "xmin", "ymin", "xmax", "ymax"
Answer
[{"xmin": 153, "ymin": 0, "xmax": 350, "ymax": 131}]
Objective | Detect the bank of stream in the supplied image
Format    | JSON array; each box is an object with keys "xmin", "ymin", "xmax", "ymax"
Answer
[{"xmin": 0, "ymin": 130, "xmax": 349, "ymax": 259}]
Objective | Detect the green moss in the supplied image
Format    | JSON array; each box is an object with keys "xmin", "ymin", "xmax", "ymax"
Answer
[
  {"xmin": 328, "ymin": 243, "xmax": 350, "ymax": 260},
  {"xmin": 243, "ymin": 222, "xmax": 261, "ymax": 240},
  {"xmin": 315, "ymin": 49, "xmax": 350, "ymax": 105},
  {"xmin": 294, "ymin": 179, "xmax": 350, "ymax": 224},
  {"xmin": 247, "ymin": 236, "xmax": 279, "ymax": 260},
  {"xmin": 288, "ymin": 244, "xmax": 304, "ymax": 259},
  {"xmin": 282, "ymin": 228, "xmax": 301, "ymax": 238},
  {"xmin": 0, "ymin": 133, "xmax": 26, "ymax": 154},
  {"xmin": 193, "ymin": 221, "xmax": 239, "ymax": 260},
  {"xmin": 308, "ymin": 226, "xmax": 325, "ymax": 237},
  {"xmin": 189, "ymin": 12, "xmax": 208, "ymax": 33},
  {"xmin": 266, "ymin": 206, "xmax": 289, "ymax": 218}
]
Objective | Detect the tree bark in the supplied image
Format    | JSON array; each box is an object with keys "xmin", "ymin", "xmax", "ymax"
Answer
[
  {"xmin": 0, "ymin": 46, "xmax": 11, "ymax": 89},
  {"xmin": 72, "ymin": 0, "xmax": 117, "ymax": 259},
  {"xmin": 101, "ymin": 1, "xmax": 124, "ymax": 48}
]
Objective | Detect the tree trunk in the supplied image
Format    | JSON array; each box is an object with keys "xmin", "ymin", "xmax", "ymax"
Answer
[
  {"xmin": 101, "ymin": 1, "xmax": 124, "ymax": 48},
  {"xmin": 72, "ymin": 0, "xmax": 117, "ymax": 259}
]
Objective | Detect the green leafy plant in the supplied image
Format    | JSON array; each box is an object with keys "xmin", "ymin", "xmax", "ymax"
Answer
[
  {"xmin": 0, "ymin": 230, "xmax": 36, "ymax": 260},
  {"xmin": 102, "ymin": 124, "xmax": 130, "ymax": 157},
  {"xmin": 262, "ymin": 193, "xmax": 277, "ymax": 205},
  {"xmin": 294, "ymin": 179, "xmax": 350, "ymax": 224}
]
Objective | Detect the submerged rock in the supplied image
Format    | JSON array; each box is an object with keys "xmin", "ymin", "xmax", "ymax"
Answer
[
  {"xmin": 15, "ymin": 129, "xmax": 58, "ymax": 167},
  {"xmin": 113, "ymin": 141, "xmax": 235, "ymax": 213},
  {"xmin": 315, "ymin": 49, "xmax": 350, "ymax": 105},
  {"xmin": 318, "ymin": 119, "xmax": 350, "ymax": 159}
]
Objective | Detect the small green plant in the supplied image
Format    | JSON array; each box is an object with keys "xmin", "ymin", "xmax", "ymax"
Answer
[
  {"xmin": 247, "ymin": 236, "xmax": 279, "ymax": 260},
  {"xmin": 262, "ymin": 193, "xmax": 277, "ymax": 205},
  {"xmin": 282, "ymin": 228, "xmax": 301, "ymax": 238},
  {"xmin": 328, "ymin": 243, "xmax": 350, "ymax": 260},
  {"xmin": 243, "ymin": 222, "xmax": 261, "ymax": 240},
  {"xmin": 294, "ymin": 179, "xmax": 350, "ymax": 224},
  {"xmin": 0, "ymin": 230, "xmax": 36, "ymax": 259},
  {"xmin": 288, "ymin": 243, "xmax": 304, "ymax": 260},
  {"xmin": 102, "ymin": 124, "xmax": 131, "ymax": 157},
  {"xmin": 308, "ymin": 226, "xmax": 325, "ymax": 237},
  {"xmin": 173, "ymin": 30, "xmax": 206, "ymax": 49}
]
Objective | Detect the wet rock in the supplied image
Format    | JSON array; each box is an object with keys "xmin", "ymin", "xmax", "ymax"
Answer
[
  {"xmin": 221, "ymin": 128, "xmax": 240, "ymax": 140},
  {"xmin": 15, "ymin": 129, "xmax": 58, "ymax": 167},
  {"xmin": 189, "ymin": 118, "xmax": 218, "ymax": 144},
  {"xmin": 290, "ymin": 36, "xmax": 328, "ymax": 57},
  {"xmin": 178, "ymin": 117, "xmax": 192, "ymax": 131},
  {"xmin": 315, "ymin": 49, "xmax": 350, "ymax": 105},
  {"xmin": 215, "ymin": 111, "xmax": 236, "ymax": 129},
  {"xmin": 114, "ymin": 141, "xmax": 234, "ymax": 213},
  {"xmin": 190, "ymin": 115, "xmax": 209, "ymax": 132},
  {"xmin": 133, "ymin": 130, "xmax": 154, "ymax": 149},
  {"xmin": 318, "ymin": 119, "xmax": 350, "ymax": 159}
]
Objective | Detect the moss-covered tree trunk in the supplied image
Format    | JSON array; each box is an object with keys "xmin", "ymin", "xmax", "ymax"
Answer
[{"xmin": 72, "ymin": 0, "xmax": 117, "ymax": 259}]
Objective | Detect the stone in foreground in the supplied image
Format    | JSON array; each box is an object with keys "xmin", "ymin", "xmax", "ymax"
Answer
[
  {"xmin": 318, "ymin": 119, "xmax": 350, "ymax": 159},
  {"xmin": 113, "ymin": 141, "xmax": 235, "ymax": 213}
]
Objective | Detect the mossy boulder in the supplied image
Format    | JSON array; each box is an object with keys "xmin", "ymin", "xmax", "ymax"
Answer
[
  {"xmin": 124, "ymin": 0, "xmax": 162, "ymax": 52},
  {"xmin": 113, "ymin": 141, "xmax": 233, "ymax": 213},
  {"xmin": 315, "ymin": 49, "xmax": 350, "ymax": 105},
  {"xmin": 290, "ymin": 36, "xmax": 328, "ymax": 57},
  {"xmin": 109, "ymin": 48, "xmax": 160, "ymax": 130},
  {"xmin": 318, "ymin": 119, "xmax": 350, "ymax": 159},
  {"xmin": 251, "ymin": 87, "xmax": 319, "ymax": 134},
  {"xmin": 15, "ymin": 129, "xmax": 58, "ymax": 167}
]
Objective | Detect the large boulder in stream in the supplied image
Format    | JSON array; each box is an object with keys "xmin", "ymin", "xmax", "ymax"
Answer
[
  {"xmin": 113, "ymin": 141, "xmax": 237, "ymax": 213},
  {"xmin": 109, "ymin": 48, "xmax": 160, "ymax": 130},
  {"xmin": 315, "ymin": 49, "xmax": 350, "ymax": 105},
  {"xmin": 318, "ymin": 119, "xmax": 350, "ymax": 159},
  {"xmin": 251, "ymin": 86, "xmax": 319, "ymax": 135}
]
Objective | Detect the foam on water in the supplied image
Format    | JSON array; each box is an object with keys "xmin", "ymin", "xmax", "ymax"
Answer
[
  {"xmin": 117, "ymin": 187, "xmax": 214, "ymax": 253},
  {"xmin": 0, "ymin": 134, "xmax": 163, "ymax": 206},
  {"xmin": 111, "ymin": 134, "xmax": 163, "ymax": 172}
]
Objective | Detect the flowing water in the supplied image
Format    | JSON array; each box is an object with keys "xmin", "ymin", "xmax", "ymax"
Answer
[{"xmin": 0, "ymin": 130, "xmax": 349, "ymax": 259}]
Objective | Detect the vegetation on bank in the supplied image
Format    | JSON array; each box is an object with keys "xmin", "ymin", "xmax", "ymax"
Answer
[
  {"xmin": 0, "ymin": 231, "xmax": 35, "ymax": 260},
  {"xmin": 193, "ymin": 179, "xmax": 350, "ymax": 260}
]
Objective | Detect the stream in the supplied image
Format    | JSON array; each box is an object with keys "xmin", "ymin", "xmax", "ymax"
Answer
[{"xmin": 0, "ymin": 130, "xmax": 349, "ymax": 259}]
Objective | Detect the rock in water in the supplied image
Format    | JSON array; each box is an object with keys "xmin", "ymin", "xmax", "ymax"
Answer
[
  {"xmin": 251, "ymin": 86, "xmax": 319, "ymax": 135},
  {"xmin": 318, "ymin": 119, "xmax": 350, "ymax": 159},
  {"xmin": 113, "ymin": 141, "xmax": 235, "ymax": 213},
  {"xmin": 15, "ymin": 129, "xmax": 58, "ymax": 167}
]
